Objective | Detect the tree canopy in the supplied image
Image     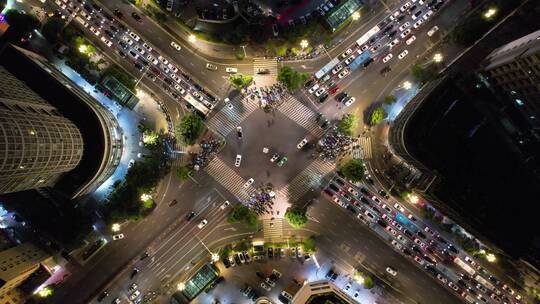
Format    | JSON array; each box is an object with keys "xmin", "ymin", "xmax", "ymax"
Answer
[
  {"xmin": 229, "ymin": 73, "xmax": 253, "ymax": 90},
  {"xmin": 337, "ymin": 114, "xmax": 356, "ymax": 135},
  {"xmin": 303, "ymin": 235, "xmax": 317, "ymax": 253},
  {"xmin": 384, "ymin": 95, "xmax": 397, "ymax": 105},
  {"xmin": 4, "ymin": 9, "xmax": 40, "ymax": 42},
  {"xmin": 370, "ymin": 107, "xmax": 387, "ymax": 125},
  {"xmin": 228, "ymin": 205, "xmax": 259, "ymax": 228},
  {"xmin": 411, "ymin": 64, "xmax": 439, "ymax": 84},
  {"xmin": 175, "ymin": 166, "xmax": 193, "ymax": 181},
  {"xmin": 284, "ymin": 206, "xmax": 308, "ymax": 229},
  {"xmin": 277, "ymin": 66, "xmax": 309, "ymax": 91},
  {"xmin": 176, "ymin": 113, "xmax": 204, "ymax": 145},
  {"xmin": 42, "ymin": 17, "xmax": 65, "ymax": 44},
  {"xmin": 340, "ymin": 159, "xmax": 365, "ymax": 182}
]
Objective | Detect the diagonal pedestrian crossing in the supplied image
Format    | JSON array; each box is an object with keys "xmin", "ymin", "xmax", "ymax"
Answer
[
  {"xmin": 276, "ymin": 95, "xmax": 325, "ymax": 137},
  {"xmin": 278, "ymin": 158, "xmax": 335, "ymax": 203},
  {"xmin": 357, "ymin": 136, "xmax": 372, "ymax": 159},
  {"xmin": 204, "ymin": 157, "xmax": 254, "ymax": 201},
  {"xmin": 206, "ymin": 95, "xmax": 259, "ymax": 137}
]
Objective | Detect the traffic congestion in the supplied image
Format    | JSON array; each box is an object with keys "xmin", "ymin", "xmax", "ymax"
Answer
[{"xmin": 322, "ymin": 172, "xmax": 524, "ymax": 304}]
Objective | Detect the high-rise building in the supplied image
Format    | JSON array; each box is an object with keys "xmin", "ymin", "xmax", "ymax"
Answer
[
  {"xmin": 0, "ymin": 243, "xmax": 51, "ymax": 304},
  {"xmin": 484, "ymin": 29, "xmax": 540, "ymax": 131},
  {"xmin": 0, "ymin": 65, "xmax": 84, "ymax": 194}
]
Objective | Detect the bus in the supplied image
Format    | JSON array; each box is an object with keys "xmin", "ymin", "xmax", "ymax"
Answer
[
  {"xmin": 356, "ymin": 25, "xmax": 380, "ymax": 47},
  {"xmin": 454, "ymin": 257, "xmax": 476, "ymax": 276}
]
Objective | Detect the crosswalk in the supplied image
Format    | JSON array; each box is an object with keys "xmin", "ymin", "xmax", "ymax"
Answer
[
  {"xmin": 278, "ymin": 158, "xmax": 335, "ymax": 203},
  {"xmin": 204, "ymin": 157, "xmax": 254, "ymax": 201},
  {"xmin": 276, "ymin": 95, "xmax": 325, "ymax": 137},
  {"xmin": 205, "ymin": 95, "xmax": 259, "ymax": 137},
  {"xmin": 262, "ymin": 218, "xmax": 283, "ymax": 241},
  {"xmin": 168, "ymin": 140, "xmax": 189, "ymax": 166},
  {"xmin": 357, "ymin": 136, "xmax": 372, "ymax": 159},
  {"xmin": 253, "ymin": 57, "xmax": 278, "ymax": 76}
]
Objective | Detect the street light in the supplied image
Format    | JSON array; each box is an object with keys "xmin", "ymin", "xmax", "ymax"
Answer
[
  {"xmin": 188, "ymin": 34, "xmax": 196, "ymax": 43},
  {"xmin": 177, "ymin": 282, "xmax": 185, "ymax": 291},
  {"xmin": 140, "ymin": 193, "xmax": 152, "ymax": 202},
  {"xmin": 111, "ymin": 223, "xmax": 121, "ymax": 232},
  {"xmin": 78, "ymin": 45, "xmax": 88, "ymax": 54},
  {"xmin": 486, "ymin": 253, "xmax": 497, "ymax": 263},
  {"xmin": 211, "ymin": 253, "xmax": 219, "ymax": 262},
  {"xmin": 402, "ymin": 81, "xmax": 412, "ymax": 90},
  {"xmin": 409, "ymin": 194, "xmax": 419, "ymax": 204},
  {"xmin": 352, "ymin": 11, "xmax": 360, "ymax": 21},
  {"xmin": 433, "ymin": 53, "xmax": 443, "ymax": 63},
  {"xmin": 484, "ymin": 7, "xmax": 497, "ymax": 19},
  {"xmin": 300, "ymin": 39, "xmax": 309, "ymax": 49}
]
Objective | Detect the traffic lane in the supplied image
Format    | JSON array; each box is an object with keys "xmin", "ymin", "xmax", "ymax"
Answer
[
  {"xmin": 306, "ymin": 199, "xmax": 461, "ymax": 304},
  {"xmin": 53, "ymin": 173, "xmax": 220, "ymax": 302},
  {"xmin": 91, "ymin": 0, "xmax": 222, "ymax": 96}
]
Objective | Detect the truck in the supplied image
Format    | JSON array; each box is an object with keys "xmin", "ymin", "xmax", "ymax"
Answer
[{"xmin": 453, "ymin": 257, "xmax": 476, "ymax": 276}]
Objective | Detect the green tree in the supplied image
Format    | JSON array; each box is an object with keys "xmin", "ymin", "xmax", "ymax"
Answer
[
  {"xmin": 370, "ymin": 107, "xmax": 387, "ymax": 125},
  {"xmin": 277, "ymin": 66, "xmax": 309, "ymax": 91},
  {"xmin": 229, "ymin": 73, "xmax": 253, "ymax": 90},
  {"xmin": 4, "ymin": 9, "xmax": 39, "ymax": 41},
  {"xmin": 363, "ymin": 276, "xmax": 374, "ymax": 289},
  {"xmin": 284, "ymin": 206, "xmax": 308, "ymax": 229},
  {"xmin": 302, "ymin": 235, "xmax": 317, "ymax": 253},
  {"xmin": 384, "ymin": 95, "xmax": 397, "ymax": 105},
  {"xmin": 340, "ymin": 159, "xmax": 365, "ymax": 182},
  {"xmin": 176, "ymin": 113, "xmax": 204, "ymax": 145},
  {"xmin": 228, "ymin": 205, "xmax": 259, "ymax": 228},
  {"xmin": 41, "ymin": 17, "xmax": 65, "ymax": 44},
  {"xmin": 103, "ymin": 67, "xmax": 136, "ymax": 91},
  {"xmin": 175, "ymin": 166, "xmax": 193, "ymax": 181},
  {"xmin": 411, "ymin": 63, "xmax": 438, "ymax": 84},
  {"xmin": 337, "ymin": 114, "xmax": 356, "ymax": 135}
]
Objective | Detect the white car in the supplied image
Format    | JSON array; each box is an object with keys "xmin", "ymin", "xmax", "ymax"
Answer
[
  {"xmin": 406, "ymin": 35, "xmax": 416, "ymax": 45},
  {"xmin": 398, "ymin": 22, "xmax": 410, "ymax": 31},
  {"xmin": 129, "ymin": 290, "xmax": 140, "ymax": 301},
  {"xmin": 206, "ymin": 63, "xmax": 218, "ymax": 71},
  {"xmin": 112, "ymin": 234, "xmax": 124, "ymax": 240},
  {"xmin": 389, "ymin": 38, "xmax": 400, "ymax": 49},
  {"xmin": 270, "ymin": 153, "xmax": 280, "ymax": 162},
  {"xmin": 89, "ymin": 26, "xmax": 100, "ymax": 37},
  {"xmin": 128, "ymin": 31, "xmax": 140, "ymax": 41},
  {"xmin": 427, "ymin": 25, "xmax": 439, "ymax": 37},
  {"xmin": 338, "ymin": 69, "xmax": 349, "ymax": 79},
  {"xmin": 400, "ymin": 29, "xmax": 412, "ymax": 38},
  {"xmin": 261, "ymin": 282, "xmax": 271, "ymax": 291},
  {"xmin": 122, "ymin": 36, "xmax": 133, "ymax": 45},
  {"xmin": 147, "ymin": 55, "xmax": 158, "ymax": 65},
  {"xmin": 167, "ymin": 63, "xmax": 179, "ymax": 73},
  {"xmin": 158, "ymin": 55, "xmax": 169, "ymax": 65},
  {"xmin": 170, "ymin": 41, "xmax": 181, "ymax": 51},
  {"xmin": 197, "ymin": 219, "xmax": 208, "ymax": 229},
  {"xmin": 423, "ymin": 10, "xmax": 433, "ymax": 20},
  {"xmin": 297, "ymin": 138, "xmax": 308, "ymax": 149},
  {"xmin": 399, "ymin": 1, "xmax": 411, "ymax": 12},
  {"xmin": 345, "ymin": 55, "xmax": 355, "ymax": 65},
  {"xmin": 142, "ymin": 42, "xmax": 152, "ymax": 52},
  {"xmin": 100, "ymin": 37, "xmax": 112, "ymax": 47},
  {"xmin": 265, "ymin": 277, "xmax": 276, "ymax": 287},
  {"xmin": 308, "ymin": 84, "xmax": 320, "ymax": 94},
  {"xmin": 225, "ymin": 67, "xmax": 238, "ymax": 73},
  {"xmin": 398, "ymin": 50, "xmax": 409, "ymax": 59},
  {"xmin": 382, "ymin": 53, "xmax": 393, "ymax": 63},
  {"xmin": 344, "ymin": 97, "xmax": 356, "ymax": 106},
  {"xmin": 331, "ymin": 64, "xmax": 343, "ymax": 74},
  {"xmin": 235, "ymin": 154, "xmax": 242, "ymax": 167},
  {"xmin": 220, "ymin": 201, "xmax": 230, "ymax": 210},
  {"xmin": 243, "ymin": 178, "xmax": 254, "ymax": 188},
  {"xmin": 340, "ymin": 48, "xmax": 352, "ymax": 59},
  {"xmin": 386, "ymin": 267, "xmax": 397, "ymax": 276},
  {"xmin": 314, "ymin": 87, "xmax": 326, "ymax": 97},
  {"xmin": 393, "ymin": 203, "xmax": 405, "ymax": 212},
  {"xmin": 413, "ymin": 19, "xmax": 424, "ymax": 28}
]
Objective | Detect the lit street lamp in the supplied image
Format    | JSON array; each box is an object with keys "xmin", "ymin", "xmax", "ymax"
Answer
[
  {"xmin": 300, "ymin": 39, "xmax": 309, "ymax": 49},
  {"xmin": 402, "ymin": 81, "xmax": 412, "ymax": 90},
  {"xmin": 486, "ymin": 253, "xmax": 497, "ymax": 263},
  {"xmin": 484, "ymin": 7, "xmax": 497, "ymax": 19},
  {"xmin": 177, "ymin": 282, "xmax": 185, "ymax": 291},
  {"xmin": 111, "ymin": 223, "xmax": 121, "ymax": 232},
  {"xmin": 140, "ymin": 193, "xmax": 152, "ymax": 202},
  {"xmin": 211, "ymin": 253, "xmax": 219, "ymax": 262},
  {"xmin": 188, "ymin": 34, "xmax": 196, "ymax": 43},
  {"xmin": 352, "ymin": 11, "xmax": 360, "ymax": 21},
  {"xmin": 78, "ymin": 45, "xmax": 88, "ymax": 54},
  {"xmin": 409, "ymin": 194, "xmax": 419, "ymax": 204},
  {"xmin": 433, "ymin": 53, "xmax": 443, "ymax": 63}
]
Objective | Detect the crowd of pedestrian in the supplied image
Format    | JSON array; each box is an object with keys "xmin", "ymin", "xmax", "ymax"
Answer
[
  {"xmin": 317, "ymin": 127, "xmax": 353, "ymax": 161},
  {"xmin": 247, "ymin": 186, "xmax": 276, "ymax": 216},
  {"xmin": 245, "ymin": 83, "xmax": 288, "ymax": 109},
  {"xmin": 192, "ymin": 137, "xmax": 223, "ymax": 169}
]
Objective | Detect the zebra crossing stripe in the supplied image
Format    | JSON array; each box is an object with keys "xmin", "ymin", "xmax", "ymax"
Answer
[
  {"xmin": 206, "ymin": 96, "xmax": 259, "ymax": 136},
  {"xmin": 204, "ymin": 158, "xmax": 252, "ymax": 201},
  {"xmin": 358, "ymin": 136, "xmax": 372, "ymax": 159},
  {"xmin": 276, "ymin": 96, "xmax": 324, "ymax": 137},
  {"xmin": 278, "ymin": 159, "xmax": 335, "ymax": 203}
]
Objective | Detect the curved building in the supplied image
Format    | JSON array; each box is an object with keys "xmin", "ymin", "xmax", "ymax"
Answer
[{"xmin": 0, "ymin": 65, "xmax": 84, "ymax": 194}]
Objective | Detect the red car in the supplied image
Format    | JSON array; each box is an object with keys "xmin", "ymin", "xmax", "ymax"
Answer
[{"xmin": 329, "ymin": 85, "xmax": 340, "ymax": 95}]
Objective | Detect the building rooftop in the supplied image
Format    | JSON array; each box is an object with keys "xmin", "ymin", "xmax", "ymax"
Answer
[{"xmin": 485, "ymin": 29, "xmax": 540, "ymax": 70}]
